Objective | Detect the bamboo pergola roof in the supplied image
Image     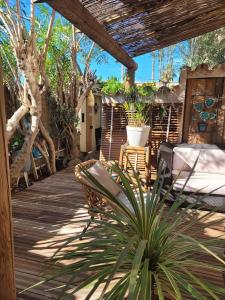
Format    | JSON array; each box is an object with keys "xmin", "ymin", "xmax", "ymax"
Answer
[{"xmin": 37, "ymin": 0, "xmax": 225, "ymax": 69}]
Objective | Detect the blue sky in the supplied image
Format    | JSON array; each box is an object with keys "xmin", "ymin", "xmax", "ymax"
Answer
[{"xmin": 92, "ymin": 48, "xmax": 184, "ymax": 83}]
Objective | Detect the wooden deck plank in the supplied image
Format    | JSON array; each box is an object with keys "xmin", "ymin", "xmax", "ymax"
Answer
[
  {"xmin": 13, "ymin": 167, "xmax": 89, "ymax": 299},
  {"xmin": 13, "ymin": 167, "xmax": 225, "ymax": 299}
]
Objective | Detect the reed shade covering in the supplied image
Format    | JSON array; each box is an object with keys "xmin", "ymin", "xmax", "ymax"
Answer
[
  {"xmin": 100, "ymin": 103, "xmax": 183, "ymax": 178},
  {"xmin": 40, "ymin": 0, "xmax": 225, "ymax": 58}
]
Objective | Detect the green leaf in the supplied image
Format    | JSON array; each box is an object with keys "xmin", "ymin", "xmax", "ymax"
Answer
[
  {"xmin": 128, "ymin": 240, "xmax": 147, "ymax": 300},
  {"xmin": 154, "ymin": 274, "xmax": 165, "ymax": 300},
  {"xmin": 159, "ymin": 264, "xmax": 182, "ymax": 300}
]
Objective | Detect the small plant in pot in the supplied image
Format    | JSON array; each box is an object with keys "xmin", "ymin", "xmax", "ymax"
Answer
[{"xmin": 123, "ymin": 86, "xmax": 151, "ymax": 147}]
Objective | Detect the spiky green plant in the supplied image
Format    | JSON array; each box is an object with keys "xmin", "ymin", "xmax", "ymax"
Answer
[
  {"xmin": 38, "ymin": 163, "xmax": 225, "ymax": 299},
  {"xmin": 123, "ymin": 101, "xmax": 149, "ymax": 126}
]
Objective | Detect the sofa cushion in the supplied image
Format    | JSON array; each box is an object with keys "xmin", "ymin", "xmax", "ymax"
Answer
[
  {"xmin": 173, "ymin": 144, "xmax": 225, "ymax": 174},
  {"xmin": 172, "ymin": 170, "xmax": 225, "ymax": 195},
  {"xmin": 117, "ymin": 191, "xmax": 134, "ymax": 213},
  {"xmin": 87, "ymin": 162, "xmax": 122, "ymax": 196}
]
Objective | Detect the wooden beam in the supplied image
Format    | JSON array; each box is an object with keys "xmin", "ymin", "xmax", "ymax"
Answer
[
  {"xmin": 35, "ymin": 0, "xmax": 137, "ymax": 71},
  {"xmin": 0, "ymin": 60, "xmax": 16, "ymax": 300}
]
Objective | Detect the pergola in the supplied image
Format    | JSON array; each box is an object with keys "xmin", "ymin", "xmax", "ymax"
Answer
[
  {"xmin": 36, "ymin": 0, "xmax": 225, "ymax": 80},
  {"xmin": 2, "ymin": 1, "xmax": 225, "ymax": 299}
]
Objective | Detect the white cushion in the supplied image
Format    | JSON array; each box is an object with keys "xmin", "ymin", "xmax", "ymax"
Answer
[
  {"xmin": 172, "ymin": 171, "xmax": 225, "ymax": 195},
  {"xmin": 117, "ymin": 191, "xmax": 134, "ymax": 213},
  {"xmin": 88, "ymin": 162, "xmax": 122, "ymax": 196},
  {"xmin": 173, "ymin": 144, "xmax": 225, "ymax": 174}
]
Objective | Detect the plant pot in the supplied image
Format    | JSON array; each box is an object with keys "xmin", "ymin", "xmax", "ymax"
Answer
[
  {"xmin": 198, "ymin": 122, "xmax": 208, "ymax": 132},
  {"xmin": 126, "ymin": 125, "xmax": 150, "ymax": 147},
  {"xmin": 56, "ymin": 157, "xmax": 67, "ymax": 171}
]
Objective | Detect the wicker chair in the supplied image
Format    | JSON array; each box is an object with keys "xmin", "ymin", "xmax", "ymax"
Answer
[{"xmin": 75, "ymin": 159, "xmax": 119, "ymax": 236}]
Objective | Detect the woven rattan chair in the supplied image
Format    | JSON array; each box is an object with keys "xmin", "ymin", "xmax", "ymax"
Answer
[{"xmin": 75, "ymin": 159, "xmax": 119, "ymax": 236}]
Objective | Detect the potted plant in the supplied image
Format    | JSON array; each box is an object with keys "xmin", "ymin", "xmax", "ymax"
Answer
[
  {"xmin": 41, "ymin": 164, "xmax": 225, "ymax": 299},
  {"xmin": 102, "ymin": 80, "xmax": 156, "ymax": 147},
  {"xmin": 123, "ymin": 85, "xmax": 154, "ymax": 147}
]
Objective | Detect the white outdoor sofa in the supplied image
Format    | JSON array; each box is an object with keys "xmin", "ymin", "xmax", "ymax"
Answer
[{"xmin": 159, "ymin": 143, "xmax": 225, "ymax": 197}]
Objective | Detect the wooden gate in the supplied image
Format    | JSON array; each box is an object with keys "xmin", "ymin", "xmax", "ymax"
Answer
[{"xmin": 183, "ymin": 77, "xmax": 225, "ymax": 145}]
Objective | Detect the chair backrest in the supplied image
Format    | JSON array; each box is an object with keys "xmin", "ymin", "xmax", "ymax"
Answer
[{"xmin": 75, "ymin": 159, "xmax": 122, "ymax": 197}]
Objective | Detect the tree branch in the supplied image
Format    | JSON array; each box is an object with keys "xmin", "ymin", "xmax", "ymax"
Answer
[
  {"xmin": 16, "ymin": 0, "xmax": 23, "ymax": 44},
  {"xmin": 6, "ymin": 105, "xmax": 29, "ymax": 140},
  {"xmin": 42, "ymin": 9, "xmax": 56, "ymax": 65}
]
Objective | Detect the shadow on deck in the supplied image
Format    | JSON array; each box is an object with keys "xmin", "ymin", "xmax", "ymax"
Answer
[
  {"xmin": 13, "ymin": 167, "xmax": 225, "ymax": 299},
  {"xmin": 13, "ymin": 167, "xmax": 89, "ymax": 300}
]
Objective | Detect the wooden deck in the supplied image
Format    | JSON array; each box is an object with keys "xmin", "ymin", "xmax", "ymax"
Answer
[
  {"xmin": 13, "ymin": 167, "xmax": 90, "ymax": 299},
  {"xmin": 13, "ymin": 167, "xmax": 225, "ymax": 299}
]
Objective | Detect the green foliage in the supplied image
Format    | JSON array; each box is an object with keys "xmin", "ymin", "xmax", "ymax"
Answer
[
  {"xmin": 35, "ymin": 6, "xmax": 106, "ymax": 100},
  {"xmin": 49, "ymin": 97, "xmax": 79, "ymax": 138},
  {"xmin": 102, "ymin": 77, "xmax": 124, "ymax": 96},
  {"xmin": 137, "ymin": 83, "xmax": 158, "ymax": 98},
  {"xmin": 179, "ymin": 27, "xmax": 225, "ymax": 69},
  {"xmin": 123, "ymin": 101, "xmax": 149, "ymax": 126},
  {"xmin": 124, "ymin": 85, "xmax": 139, "ymax": 101},
  {"xmin": 9, "ymin": 132, "xmax": 24, "ymax": 152},
  {"xmin": 43, "ymin": 163, "xmax": 225, "ymax": 299},
  {"xmin": 0, "ymin": 14, "xmax": 18, "ymax": 86},
  {"xmin": 102, "ymin": 79, "xmax": 157, "ymax": 101},
  {"xmin": 122, "ymin": 84, "xmax": 156, "ymax": 127}
]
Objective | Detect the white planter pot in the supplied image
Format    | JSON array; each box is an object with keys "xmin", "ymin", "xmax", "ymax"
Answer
[{"xmin": 126, "ymin": 126, "xmax": 150, "ymax": 147}]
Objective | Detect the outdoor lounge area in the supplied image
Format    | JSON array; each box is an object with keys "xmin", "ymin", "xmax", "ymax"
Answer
[
  {"xmin": 1, "ymin": 0, "xmax": 225, "ymax": 299},
  {"xmin": 13, "ymin": 167, "xmax": 225, "ymax": 299}
]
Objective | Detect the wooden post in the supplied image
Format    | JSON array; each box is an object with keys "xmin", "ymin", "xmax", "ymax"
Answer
[
  {"xmin": 125, "ymin": 68, "xmax": 135, "ymax": 90},
  {"xmin": 0, "ymin": 61, "xmax": 16, "ymax": 299}
]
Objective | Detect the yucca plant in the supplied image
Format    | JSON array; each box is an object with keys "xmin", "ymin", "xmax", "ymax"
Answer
[{"xmin": 37, "ymin": 163, "xmax": 225, "ymax": 299}]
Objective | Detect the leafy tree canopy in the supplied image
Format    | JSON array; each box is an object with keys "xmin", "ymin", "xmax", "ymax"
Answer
[{"xmin": 179, "ymin": 27, "xmax": 225, "ymax": 69}]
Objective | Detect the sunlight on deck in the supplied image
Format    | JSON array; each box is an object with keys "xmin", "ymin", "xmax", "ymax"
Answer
[{"xmin": 13, "ymin": 167, "xmax": 225, "ymax": 300}]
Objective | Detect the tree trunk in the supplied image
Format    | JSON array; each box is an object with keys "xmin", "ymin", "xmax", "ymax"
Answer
[
  {"xmin": 68, "ymin": 125, "xmax": 80, "ymax": 159},
  {"xmin": 39, "ymin": 120, "xmax": 56, "ymax": 174},
  {"xmin": 10, "ymin": 119, "xmax": 39, "ymax": 180}
]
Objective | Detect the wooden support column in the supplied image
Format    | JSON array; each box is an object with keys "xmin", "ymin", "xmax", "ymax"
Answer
[
  {"xmin": 0, "ymin": 61, "xmax": 16, "ymax": 300},
  {"xmin": 125, "ymin": 68, "xmax": 135, "ymax": 90}
]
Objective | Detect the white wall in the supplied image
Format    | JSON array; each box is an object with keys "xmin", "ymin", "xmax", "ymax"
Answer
[
  {"xmin": 79, "ymin": 92, "xmax": 102, "ymax": 153},
  {"xmin": 92, "ymin": 95, "xmax": 101, "ymax": 150},
  {"xmin": 79, "ymin": 97, "xmax": 87, "ymax": 152}
]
